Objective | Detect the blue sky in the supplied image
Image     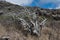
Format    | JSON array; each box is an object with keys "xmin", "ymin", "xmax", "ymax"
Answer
[{"xmin": 6, "ymin": 0, "xmax": 60, "ymax": 9}]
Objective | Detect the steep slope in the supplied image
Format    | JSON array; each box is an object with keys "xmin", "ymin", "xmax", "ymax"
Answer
[{"xmin": 0, "ymin": 1, "xmax": 60, "ymax": 40}]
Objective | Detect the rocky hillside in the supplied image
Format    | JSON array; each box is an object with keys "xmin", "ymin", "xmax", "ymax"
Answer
[{"xmin": 0, "ymin": 1, "xmax": 60, "ymax": 40}]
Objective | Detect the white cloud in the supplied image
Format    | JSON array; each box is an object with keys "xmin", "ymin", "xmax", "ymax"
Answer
[
  {"xmin": 49, "ymin": 8, "xmax": 53, "ymax": 9},
  {"xmin": 55, "ymin": 5, "xmax": 60, "ymax": 9},
  {"xmin": 6, "ymin": 0, "xmax": 33, "ymax": 6}
]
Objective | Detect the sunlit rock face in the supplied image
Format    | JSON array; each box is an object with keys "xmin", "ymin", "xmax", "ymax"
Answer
[{"xmin": 0, "ymin": 1, "xmax": 60, "ymax": 40}]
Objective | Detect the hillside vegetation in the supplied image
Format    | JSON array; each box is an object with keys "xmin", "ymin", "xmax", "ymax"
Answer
[{"xmin": 0, "ymin": 1, "xmax": 60, "ymax": 40}]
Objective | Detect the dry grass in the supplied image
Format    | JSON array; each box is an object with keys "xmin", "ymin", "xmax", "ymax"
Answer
[{"xmin": 0, "ymin": 23, "xmax": 60, "ymax": 40}]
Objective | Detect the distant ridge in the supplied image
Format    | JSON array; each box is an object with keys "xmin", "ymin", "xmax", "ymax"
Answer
[{"xmin": 0, "ymin": 0, "xmax": 5, "ymax": 1}]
